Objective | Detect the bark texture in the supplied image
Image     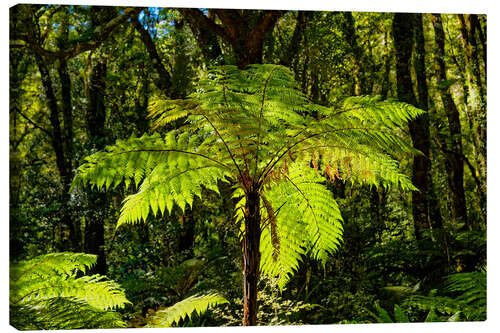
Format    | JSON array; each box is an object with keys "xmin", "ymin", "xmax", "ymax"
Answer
[
  {"xmin": 180, "ymin": 9, "xmax": 283, "ymax": 68},
  {"xmin": 242, "ymin": 191, "xmax": 262, "ymax": 326},
  {"xmin": 393, "ymin": 13, "xmax": 430, "ymax": 240},
  {"xmin": 430, "ymin": 14, "xmax": 468, "ymax": 230},
  {"xmin": 83, "ymin": 6, "xmax": 117, "ymax": 275}
]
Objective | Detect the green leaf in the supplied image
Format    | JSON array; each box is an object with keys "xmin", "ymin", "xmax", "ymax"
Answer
[
  {"xmin": 146, "ymin": 293, "xmax": 229, "ymax": 327},
  {"xmin": 394, "ymin": 304, "xmax": 409, "ymax": 323}
]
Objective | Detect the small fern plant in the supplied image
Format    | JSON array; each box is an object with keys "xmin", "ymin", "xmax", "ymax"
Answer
[
  {"xmin": 9, "ymin": 252, "xmax": 130, "ymax": 330},
  {"xmin": 406, "ymin": 271, "xmax": 486, "ymax": 321},
  {"xmin": 72, "ymin": 64, "xmax": 422, "ymax": 326},
  {"xmin": 146, "ymin": 293, "xmax": 229, "ymax": 327}
]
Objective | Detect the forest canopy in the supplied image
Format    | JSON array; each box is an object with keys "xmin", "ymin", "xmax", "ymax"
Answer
[{"xmin": 9, "ymin": 4, "xmax": 486, "ymax": 329}]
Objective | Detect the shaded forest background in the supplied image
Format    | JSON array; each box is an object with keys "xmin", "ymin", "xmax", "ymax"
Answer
[{"xmin": 9, "ymin": 4, "xmax": 486, "ymax": 327}]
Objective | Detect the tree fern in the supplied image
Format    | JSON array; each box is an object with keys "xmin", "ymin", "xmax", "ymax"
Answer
[
  {"xmin": 10, "ymin": 252, "xmax": 130, "ymax": 329},
  {"xmin": 406, "ymin": 271, "xmax": 486, "ymax": 321},
  {"xmin": 146, "ymin": 293, "xmax": 229, "ymax": 327},
  {"xmin": 73, "ymin": 64, "xmax": 422, "ymax": 325}
]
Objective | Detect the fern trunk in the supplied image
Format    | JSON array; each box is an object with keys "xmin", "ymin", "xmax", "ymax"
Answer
[{"xmin": 242, "ymin": 191, "xmax": 262, "ymax": 326}]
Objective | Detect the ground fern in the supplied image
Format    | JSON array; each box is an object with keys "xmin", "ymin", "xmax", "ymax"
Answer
[{"xmin": 10, "ymin": 252, "xmax": 130, "ymax": 329}]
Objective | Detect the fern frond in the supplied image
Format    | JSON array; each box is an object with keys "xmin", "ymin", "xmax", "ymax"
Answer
[
  {"xmin": 406, "ymin": 271, "xmax": 486, "ymax": 321},
  {"xmin": 72, "ymin": 132, "xmax": 231, "ymax": 227},
  {"xmin": 259, "ymin": 162, "xmax": 343, "ymax": 289},
  {"xmin": 10, "ymin": 253, "xmax": 130, "ymax": 330},
  {"xmin": 10, "ymin": 299, "xmax": 127, "ymax": 330},
  {"xmin": 146, "ymin": 293, "xmax": 229, "ymax": 327},
  {"xmin": 72, "ymin": 132, "xmax": 230, "ymax": 192},
  {"xmin": 11, "ymin": 253, "xmax": 130, "ymax": 310},
  {"xmin": 117, "ymin": 162, "xmax": 228, "ymax": 227}
]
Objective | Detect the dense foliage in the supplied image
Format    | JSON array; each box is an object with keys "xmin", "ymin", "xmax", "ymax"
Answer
[
  {"xmin": 9, "ymin": 253, "xmax": 129, "ymax": 329},
  {"xmin": 9, "ymin": 5, "xmax": 486, "ymax": 329}
]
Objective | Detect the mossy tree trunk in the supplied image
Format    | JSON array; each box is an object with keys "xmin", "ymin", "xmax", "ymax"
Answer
[
  {"xmin": 430, "ymin": 13, "xmax": 469, "ymax": 230},
  {"xmin": 393, "ymin": 13, "xmax": 432, "ymax": 241}
]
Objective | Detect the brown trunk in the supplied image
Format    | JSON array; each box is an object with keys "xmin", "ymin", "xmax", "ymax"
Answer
[
  {"xmin": 178, "ymin": 210, "xmax": 195, "ymax": 256},
  {"xmin": 430, "ymin": 14, "xmax": 469, "ymax": 229},
  {"xmin": 380, "ymin": 31, "xmax": 392, "ymax": 99},
  {"xmin": 84, "ymin": 58, "xmax": 108, "ymax": 275},
  {"xmin": 34, "ymin": 53, "xmax": 79, "ymax": 250},
  {"xmin": 457, "ymin": 14, "xmax": 486, "ymax": 226},
  {"xmin": 9, "ymin": 50, "xmax": 24, "ymax": 258},
  {"xmin": 393, "ymin": 13, "xmax": 431, "ymax": 241},
  {"xmin": 242, "ymin": 191, "xmax": 262, "ymax": 326},
  {"xmin": 473, "ymin": 15, "xmax": 486, "ymax": 79},
  {"xmin": 414, "ymin": 14, "xmax": 450, "ymax": 260},
  {"xmin": 414, "ymin": 13, "xmax": 446, "ymax": 234},
  {"xmin": 181, "ymin": 9, "xmax": 282, "ymax": 69},
  {"xmin": 132, "ymin": 16, "xmax": 172, "ymax": 96},
  {"xmin": 341, "ymin": 12, "xmax": 368, "ymax": 96},
  {"xmin": 83, "ymin": 6, "xmax": 115, "ymax": 275},
  {"xmin": 280, "ymin": 11, "xmax": 309, "ymax": 68},
  {"xmin": 179, "ymin": 9, "xmax": 224, "ymax": 64}
]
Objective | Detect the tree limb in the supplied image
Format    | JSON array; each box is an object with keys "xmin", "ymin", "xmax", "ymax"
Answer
[
  {"xmin": 15, "ymin": 109, "xmax": 52, "ymax": 137},
  {"xmin": 16, "ymin": 7, "xmax": 144, "ymax": 62},
  {"xmin": 132, "ymin": 15, "xmax": 172, "ymax": 96}
]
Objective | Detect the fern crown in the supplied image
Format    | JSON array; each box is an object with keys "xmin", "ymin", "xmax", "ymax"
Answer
[{"xmin": 73, "ymin": 64, "xmax": 423, "ymax": 288}]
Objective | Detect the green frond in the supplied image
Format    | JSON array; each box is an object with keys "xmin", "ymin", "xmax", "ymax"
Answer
[
  {"xmin": 372, "ymin": 304, "xmax": 394, "ymax": 323},
  {"xmin": 259, "ymin": 162, "xmax": 343, "ymax": 290},
  {"xmin": 297, "ymin": 144, "xmax": 416, "ymax": 190},
  {"xmin": 117, "ymin": 162, "xmax": 228, "ymax": 227},
  {"xmin": 72, "ymin": 131, "xmax": 230, "ymax": 193},
  {"xmin": 340, "ymin": 95, "xmax": 425, "ymax": 129},
  {"xmin": 405, "ymin": 271, "xmax": 486, "ymax": 321},
  {"xmin": 10, "ymin": 298, "xmax": 127, "ymax": 330},
  {"xmin": 10, "ymin": 252, "xmax": 96, "ymax": 281},
  {"xmin": 146, "ymin": 293, "xmax": 229, "ymax": 327},
  {"xmin": 10, "ymin": 253, "xmax": 130, "ymax": 330},
  {"xmin": 148, "ymin": 97, "xmax": 198, "ymax": 130},
  {"xmin": 72, "ymin": 131, "xmax": 231, "ymax": 227}
]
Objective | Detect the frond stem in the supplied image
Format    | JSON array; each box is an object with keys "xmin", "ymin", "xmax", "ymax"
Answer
[
  {"xmin": 254, "ymin": 67, "xmax": 278, "ymax": 180},
  {"xmin": 104, "ymin": 148, "xmax": 230, "ymax": 170}
]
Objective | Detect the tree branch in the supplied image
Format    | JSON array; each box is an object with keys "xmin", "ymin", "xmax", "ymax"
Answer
[
  {"xmin": 132, "ymin": 15, "xmax": 172, "ymax": 96},
  {"xmin": 17, "ymin": 7, "xmax": 144, "ymax": 62},
  {"xmin": 179, "ymin": 8, "xmax": 231, "ymax": 42},
  {"xmin": 15, "ymin": 109, "xmax": 52, "ymax": 137}
]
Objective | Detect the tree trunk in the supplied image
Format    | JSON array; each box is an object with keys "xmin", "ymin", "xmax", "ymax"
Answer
[
  {"xmin": 9, "ymin": 51, "xmax": 24, "ymax": 258},
  {"xmin": 132, "ymin": 16, "xmax": 172, "ymax": 96},
  {"xmin": 242, "ymin": 191, "xmax": 262, "ymax": 326},
  {"xmin": 341, "ymin": 12, "xmax": 368, "ymax": 96},
  {"xmin": 179, "ymin": 9, "xmax": 224, "ymax": 64},
  {"xmin": 393, "ymin": 13, "xmax": 430, "ymax": 241},
  {"xmin": 170, "ymin": 18, "xmax": 193, "ymax": 99},
  {"xmin": 178, "ymin": 211, "xmax": 195, "ymax": 256},
  {"xmin": 380, "ymin": 31, "xmax": 392, "ymax": 99},
  {"xmin": 34, "ymin": 53, "xmax": 79, "ymax": 251},
  {"xmin": 413, "ymin": 14, "xmax": 450, "ymax": 263},
  {"xmin": 84, "ymin": 58, "xmax": 108, "ymax": 275},
  {"xmin": 457, "ymin": 14, "xmax": 486, "ymax": 227},
  {"xmin": 413, "ymin": 13, "xmax": 446, "ymax": 234},
  {"xmin": 430, "ymin": 14, "xmax": 469, "ymax": 230},
  {"xmin": 83, "ymin": 6, "xmax": 116, "ymax": 275},
  {"xmin": 181, "ymin": 9, "xmax": 282, "ymax": 69},
  {"xmin": 280, "ymin": 11, "xmax": 309, "ymax": 68}
]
